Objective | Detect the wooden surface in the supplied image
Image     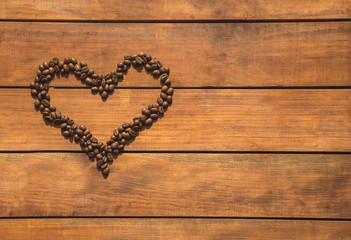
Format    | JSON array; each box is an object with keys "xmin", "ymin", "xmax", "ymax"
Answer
[
  {"xmin": 0, "ymin": 89, "xmax": 350, "ymax": 152},
  {"xmin": 0, "ymin": 0, "xmax": 350, "ymax": 21},
  {"xmin": 0, "ymin": 0, "xmax": 350, "ymax": 239},
  {"xmin": 0, "ymin": 22, "xmax": 350, "ymax": 87},
  {"xmin": 0, "ymin": 153, "xmax": 350, "ymax": 218},
  {"xmin": 0, "ymin": 218, "xmax": 350, "ymax": 240}
]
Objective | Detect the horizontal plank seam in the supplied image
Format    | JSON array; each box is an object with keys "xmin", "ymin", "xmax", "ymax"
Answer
[
  {"xmin": 2, "ymin": 86, "xmax": 351, "ymax": 90},
  {"xmin": 0, "ymin": 216, "xmax": 350, "ymax": 221},
  {"xmin": 0, "ymin": 19, "xmax": 350, "ymax": 23},
  {"xmin": 1, "ymin": 150, "xmax": 351, "ymax": 154}
]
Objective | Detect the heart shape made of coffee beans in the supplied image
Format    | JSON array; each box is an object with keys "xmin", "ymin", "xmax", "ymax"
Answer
[{"xmin": 30, "ymin": 53, "xmax": 173, "ymax": 176}]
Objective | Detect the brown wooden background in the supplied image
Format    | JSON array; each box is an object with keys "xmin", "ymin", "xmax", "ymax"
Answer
[{"xmin": 0, "ymin": 1, "xmax": 350, "ymax": 239}]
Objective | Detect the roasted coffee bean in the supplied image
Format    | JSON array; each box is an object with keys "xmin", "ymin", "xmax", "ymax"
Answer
[
  {"xmin": 87, "ymin": 69, "xmax": 94, "ymax": 76},
  {"xmin": 152, "ymin": 70, "xmax": 160, "ymax": 77},
  {"xmin": 150, "ymin": 107, "xmax": 158, "ymax": 114},
  {"xmin": 111, "ymin": 142, "xmax": 118, "ymax": 149},
  {"xmin": 84, "ymin": 129, "xmax": 90, "ymax": 136},
  {"xmin": 85, "ymin": 77, "xmax": 93, "ymax": 85},
  {"xmin": 150, "ymin": 114, "xmax": 158, "ymax": 120},
  {"xmin": 158, "ymin": 106, "xmax": 164, "ymax": 114},
  {"xmin": 73, "ymin": 134, "xmax": 80, "ymax": 141},
  {"xmin": 122, "ymin": 132, "xmax": 130, "ymax": 140},
  {"xmin": 164, "ymin": 79, "xmax": 171, "ymax": 85},
  {"xmin": 31, "ymin": 89, "xmax": 38, "ymax": 96},
  {"xmin": 118, "ymin": 144, "xmax": 125, "ymax": 150},
  {"xmin": 102, "ymin": 167, "xmax": 110, "ymax": 175},
  {"xmin": 101, "ymin": 91, "xmax": 108, "ymax": 98},
  {"xmin": 108, "ymin": 84, "xmax": 114, "ymax": 92},
  {"xmin": 33, "ymin": 99, "xmax": 41, "ymax": 109},
  {"xmin": 63, "ymin": 64, "xmax": 69, "ymax": 73},
  {"xmin": 162, "ymin": 101, "xmax": 169, "ymax": 108},
  {"xmin": 80, "ymin": 73, "xmax": 87, "ymax": 80},
  {"xmin": 72, "ymin": 123, "xmax": 78, "ymax": 130},
  {"xmin": 50, "ymin": 112, "xmax": 56, "ymax": 119},
  {"xmin": 43, "ymin": 61, "xmax": 49, "ymax": 69},
  {"xmin": 160, "ymin": 73, "xmax": 168, "ymax": 82},
  {"xmin": 145, "ymin": 118, "xmax": 153, "ymax": 126},
  {"xmin": 160, "ymin": 92, "xmax": 167, "ymax": 100},
  {"xmin": 63, "ymin": 131, "xmax": 70, "ymax": 137},
  {"xmin": 157, "ymin": 97, "xmax": 164, "ymax": 105},
  {"xmin": 79, "ymin": 125, "xmax": 86, "ymax": 131},
  {"xmin": 129, "ymin": 130, "xmax": 137, "ymax": 137},
  {"xmin": 76, "ymin": 129, "xmax": 84, "ymax": 137},
  {"xmin": 113, "ymin": 129, "xmax": 119, "ymax": 136},
  {"xmin": 64, "ymin": 57, "xmax": 70, "ymax": 64},
  {"xmin": 91, "ymin": 86, "xmax": 98, "ymax": 93},
  {"xmin": 167, "ymin": 95, "xmax": 172, "ymax": 103},
  {"xmin": 91, "ymin": 137, "xmax": 98, "ymax": 143},
  {"xmin": 41, "ymin": 99, "xmax": 50, "ymax": 107},
  {"xmin": 98, "ymin": 86, "xmax": 104, "ymax": 93},
  {"xmin": 166, "ymin": 87, "xmax": 173, "ymax": 95},
  {"xmin": 96, "ymin": 153, "xmax": 102, "ymax": 159},
  {"xmin": 74, "ymin": 64, "xmax": 81, "ymax": 71},
  {"xmin": 122, "ymin": 123, "xmax": 130, "ymax": 129}
]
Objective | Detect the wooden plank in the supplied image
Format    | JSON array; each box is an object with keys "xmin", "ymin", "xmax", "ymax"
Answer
[
  {"xmin": 0, "ymin": 153, "xmax": 350, "ymax": 217},
  {"xmin": 0, "ymin": 22, "xmax": 350, "ymax": 87},
  {"xmin": 0, "ymin": 0, "xmax": 350, "ymax": 21},
  {"xmin": 0, "ymin": 89, "xmax": 350, "ymax": 152},
  {"xmin": 0, "ymin": 218, "xmax": 350, "ymax": 240}
]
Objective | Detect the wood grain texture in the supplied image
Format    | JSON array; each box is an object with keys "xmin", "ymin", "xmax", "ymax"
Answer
[
  {"xmin": 0, "ymin": 89, "xmax": 350, "ymax": 152},
  {"xmin": 0, "ymin": 22, "xmax": 350, "ymax": 87},
  {"xmin": 0, "ymin": 153, "xmax": 350, "ymax": 217},
  {"xmin": 0, "ymin": 218, "xmax": 350, "ymax": 240},
  {"xmin": 0, "ymin": 0, "xmax": 350, "ymax": 21}
]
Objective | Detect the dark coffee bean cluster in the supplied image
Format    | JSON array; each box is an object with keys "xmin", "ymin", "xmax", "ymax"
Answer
[{"xmin": 30, "ymin": 53, "xmax": 173, "ymax": 176}]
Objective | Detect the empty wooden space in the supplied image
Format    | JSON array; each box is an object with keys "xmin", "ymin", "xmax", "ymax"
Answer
[
  {"xmin": 0, "ymin": 0, "xmax": 350, "ymax": 239},
  {"xmin": 0, "ymin": 218, "xmax": 350, "ymax": 240},
  {"xmin": 0, "ymin": 0, "xmax": 350, "ymax": 21}
]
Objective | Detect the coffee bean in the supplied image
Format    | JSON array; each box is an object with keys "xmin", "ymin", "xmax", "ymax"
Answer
[
  {"xmin": 145, "ymin": 118, "xmax": 153, "ymax": 126},
  {"xmin": 101, "ymin": 91, "xmax": 108, "ymax": 98},
  {"xmin": 41, "ymin": 99, "xmax": 50, "ymax": 107},
  {"xmin": 85, "ymin": 77, "xmax": 93, "ymax": 85},
  {"xmin": 166, "ymin": 87, "xmax": 174, "ymax": 95},
  {"xmin": 158, "ymin": 106, "xmax": 164, "ymax": 114},
  {"xmin": 108, "ymin": 84, "xmax": 114, "ymax": 92},
  {"xmin": 34, "ymin": 100, "xmax": 40, "ymax": 108},
  {"xmin": 162, "ymin": 101, "xmax": 168, "ymax": 108},
  {"xmin": 160, "ymin": 73, "xmax": 168, "ymax": 82},
  {"xmin": 91, "ymin": 86, "xmax": 98, "ymax": 93},
  {"xmin": 91, "ymin": 137, "xmax": 98, "ymax": 143},
  {"xmin": 118, "ymin": 144, "xmax": 125, "ymax": 150},
  {"xmin": 152, "ymin": 70, "xmax": 160, "ymax": 77},
  {"xmin": 150, "ymin": 114, "xmax": 158, "ymax": 120},
  {"xmin": 80, "ymin": 73, "xmax": 87, "ymax": 80},
  {"xmin": 111, "ymin": 142, "xmax": 118, "ymax": 149},
  {"xmin": 102, "ymin": 167, "xmax": 110, "ymax": 175},
  {"xmin": 63, "ymin": 131, "xmax": 70, "ymax": 137},
  {"xmin": 50, "ymin": 112, "xmax": 56, "ymax": 119},
  {"xmin": 76, "ymin": 129, "xmax": 84, "ymax": 137},
  {"xmin": 73, "ymin": 134, "xmax": 80, "ymax": 141},
  {"xmin": 64, "ymin": 57, "xmax": 70, "ymax": 64},
  {"xmin": 31, "ymin": 89, "xmax": 38, "ymax": 96},
  {"xmin": 160, "ymin": 92, "xmax": 167, "ymax": 100},
  {"xmin": 164, "ymin": 79, "xmax": 171, "ymax": 85},
  {"xmin": 129, "ymin": 130, "xmax": 137, "ymax": 137},
  {"xmin": 43, "ymin": 62, "xmax": 49, "ymax": 69},
  {"xmin": 157, "ymin": 98, "xmax": 164, "ymax": 105},
  {"xmin": 167, "ymin": 95, "xmax": 172, "ymax": 103}
]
